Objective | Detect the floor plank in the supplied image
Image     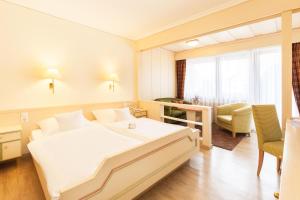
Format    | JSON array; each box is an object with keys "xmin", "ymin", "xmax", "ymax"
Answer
[
  {"xmin": 0, "ymin": 156, "xmax": 44, "ymax": 200},
  {"xmin": 138, "ymin": 134, "xmax": 279, "ymax": 200},
  {"xmin": 0, "ymin": 134, "xmax": 279, "ymax": 200}
]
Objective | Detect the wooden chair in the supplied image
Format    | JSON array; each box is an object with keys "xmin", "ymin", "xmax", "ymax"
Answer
[{"xmin": 252, "ymin": 105, "xmax": 284, "ymax": 176}]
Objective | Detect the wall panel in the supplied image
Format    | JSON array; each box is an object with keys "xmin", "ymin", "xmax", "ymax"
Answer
[{"xmin": 139, "ymin": 48, "xmax": 175, "ymax": 100}]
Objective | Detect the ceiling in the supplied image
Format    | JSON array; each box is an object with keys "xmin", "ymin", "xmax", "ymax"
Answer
[
  {"xmin": 163, "ymin": 12, "xmax": 300, "ymax": 52},
  {"xmin": 5, "ymin": 0, "xmax": 247, "ymax": 40}
]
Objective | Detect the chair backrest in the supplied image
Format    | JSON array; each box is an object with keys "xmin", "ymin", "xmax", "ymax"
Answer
[
  {"xmin": 228, "ymin": 103, "xmax": 249, "ymax": 113},
  {"xmin": 154, "ymin": 97, "xmax": 191, "ymax": 104},
  {"xmin": 217, "ymin": 103, "xmax": 249, "ymax": 115},
  {"xmin": 252, "ymin": 105, "xmax": 282, "ymax": 149}
]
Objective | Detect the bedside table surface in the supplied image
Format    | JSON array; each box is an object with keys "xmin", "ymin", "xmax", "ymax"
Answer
[
  {"xmin": 0, "ymin": 125, "xmax": 22, "ymax": 134},
  {"xmin": 131, "ymin": 107, "xmax": 147, "ymax": 118},
  {"xmin": 134, "ymin": 109, "xmax": 146, "ymax": 112},
  {"xmin": 131, "ymin": 107, "xmax": 145, "ymax": 111}
]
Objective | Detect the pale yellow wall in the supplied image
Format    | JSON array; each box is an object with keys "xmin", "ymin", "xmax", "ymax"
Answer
[{"xmin": 0, "ymin": 1, "xmax": 137, "ymax": 111}]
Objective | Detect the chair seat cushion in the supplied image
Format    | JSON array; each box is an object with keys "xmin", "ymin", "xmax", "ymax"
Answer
[
  {"xmin": 217, "ymin": 115, "xmax": 232, "ymax": 124},
  {"xmin": 171, "ymin": 110, "xmax": 186, "ymax": 118},
  {"xmin": 263, "ymin": 141, "xmax": 284, "ymax": 157}
]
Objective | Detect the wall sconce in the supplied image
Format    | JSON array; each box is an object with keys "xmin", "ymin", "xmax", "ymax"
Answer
[
  {"xmin": 108, "ymin": 73, "xmax": 119, "ymax": 92},
  {"xmin": 46, "ymin": 68, "xmax": 60, "ymax": 94}
]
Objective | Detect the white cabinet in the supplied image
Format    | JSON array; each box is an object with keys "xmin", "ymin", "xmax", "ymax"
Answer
[
  {"xmin": 139, "ymin": 48, "xmax": 175, "ymax": 100},
  {"xmin": 2, "ymin": 140, "xmax": 21, "ymax": 160},
  {"xmin": 0, "ymin": 126, "xmax": 22, "ymax": 162},
  {"xmin": 279, "ymin": 119, "xmax": 300, "ymax": 200}
]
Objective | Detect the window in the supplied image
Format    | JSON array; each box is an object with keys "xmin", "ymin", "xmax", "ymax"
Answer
[
  {"xmin": 256, "ymin": 47, "xmax": 282, "ymax": 117},
  {"xmin": 184, "ymin": 46, "xmax": 282, "ymax": 118},
  {"xmin": 185, "ymin": 57, "xmax": 216, "ymax": 105},
  {"xmin": 219, "ymin": 51, "xmax": 251, "ymax": 104}
]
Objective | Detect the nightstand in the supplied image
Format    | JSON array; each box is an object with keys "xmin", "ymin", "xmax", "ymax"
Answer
[
  {"xmin": 130, "ymin": 107, "xmax": 147, "ymax": 118},
  {"xmin": 0, "ymin": 125, "xmax": 22, "ymax": 162}
]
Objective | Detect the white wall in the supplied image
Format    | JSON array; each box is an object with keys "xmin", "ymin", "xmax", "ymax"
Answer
[
  {"xmin": 0, "ymin": 1, "xmax": 136, "ymax": 110},
  {"xmin": 139, "ymin": 48, "xmax": 175, "ymax": 100}
]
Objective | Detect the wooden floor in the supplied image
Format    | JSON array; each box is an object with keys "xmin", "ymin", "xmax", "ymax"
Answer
[{"xmin": 0, "ymin": 134, "xmax": 279, "ymax": 200}]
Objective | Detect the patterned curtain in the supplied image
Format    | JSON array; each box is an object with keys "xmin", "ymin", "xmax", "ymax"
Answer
[
  {"xmin": 176, "ymin": 59, "xmax": 186, "ymax": 99},
  {"xmin": 292, "ymin": 43, "xmax": 300, "ymax": 113}
]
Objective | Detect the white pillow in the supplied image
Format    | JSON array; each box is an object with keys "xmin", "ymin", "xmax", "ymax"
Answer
[
  {"xmin": 55, "ymin": 110, "xmax": 87, "ymax": 131},
  {"xmin": 92, "ymin": 109, "xmax": 116, "ymax": 123},
  {"xmin": 114, "ymin": 107, "xmax": 135, "ymax": 121},
  {"xmin": 37, "ymin": 117, "xmax": 60, "ymax": 134}
]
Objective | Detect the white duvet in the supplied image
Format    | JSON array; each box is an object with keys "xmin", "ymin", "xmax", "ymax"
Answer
[
  {"xmin": 28, "ymin": 123, "xmax": 142, "ymax": 200},
  {"xmin": 101, "ymin": 118, "xmax": 191, "ymax": 142}
]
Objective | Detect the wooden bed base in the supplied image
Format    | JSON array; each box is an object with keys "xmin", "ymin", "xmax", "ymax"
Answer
[{"xmin": 32, "ymin": 129, "xmax": 199, "ymax": 200}]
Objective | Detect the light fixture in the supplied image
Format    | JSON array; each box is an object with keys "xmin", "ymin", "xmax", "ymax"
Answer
[
  {"xmin": 186, "ymin": 39, "xmax": 199, "ymax": 47},
  {"xmin": 108, "ymin": 73, "xmax": 119, "ymax": 92},
  {"xmin": 46, "ymin": 68, "xmax": 60, "ymax": 94}
]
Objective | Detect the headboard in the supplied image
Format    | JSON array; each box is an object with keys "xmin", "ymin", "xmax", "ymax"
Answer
[{"xmin": 0, "ymin": 101, "xmax": 137, "ymax": 154}]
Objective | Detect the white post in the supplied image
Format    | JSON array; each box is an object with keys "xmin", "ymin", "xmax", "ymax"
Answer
[
  {"xmin": 158, "ymin": 101, "xmax": 212, "ymax": 150},
  {"xmin": 201, "ymin": 107, "xmax": 212, "ymax": 149},
  {"xmin": 159, "ymin": 104, "xmax": 165, "ymax": 122},
  {"xmin": 281, "ymin": 11, "xmax": 292, "ymax": 130},
  {"xmin": 186, "ymin": 110, "xmax": 196, "ymax": 128}
]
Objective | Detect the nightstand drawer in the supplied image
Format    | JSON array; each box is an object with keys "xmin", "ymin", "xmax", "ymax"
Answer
[
  {"xmin": 2, "ymin": 140, "xmax": 21, "ymax": 160},
  {"xmin": 0, "ymin": 132, "xmax": 21, "ymax": 143}
]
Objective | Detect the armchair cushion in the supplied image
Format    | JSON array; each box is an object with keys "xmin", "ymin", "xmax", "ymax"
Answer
[
  {"xmin": 217, "ymin": 115, "xmax": 232, "ymax": 125},
  {"xmin": 263, "ymin": 141, "xmax": 283, "ymax": 158},
  {"xmin": 171, "ymin": 110, "xmax": 186, "ymax": 118},
  {"xmin": 154, "ymin": 97, "xmax": 191, "ymax": 124}
]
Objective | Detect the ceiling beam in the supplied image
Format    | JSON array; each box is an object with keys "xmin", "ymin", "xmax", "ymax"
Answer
[
  {"xmin": 136, "ymin": 0, "xmax": 300, "ymax": 50},
  {"xmin": 174, "ymin": 28, "xmax": 300, "ymax": 60}
]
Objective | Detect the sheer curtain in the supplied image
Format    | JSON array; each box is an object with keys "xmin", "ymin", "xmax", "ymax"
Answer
[
  {"xmin": 185, "ymin": 57, "xmax": 216, "ymax": 106},
  {"xmin": 184, "ymin": 46, "xmax": 282, "ymax": 119},
  {"xmin": 218, "ymin": 51, "xmax": 252, "ymax": 104},
  {"xmin": 256, "ymin": 47, "xmax": 282, "ymax": 119}
]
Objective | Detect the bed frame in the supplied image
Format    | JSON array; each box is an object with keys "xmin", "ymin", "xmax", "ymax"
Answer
[{"xmin": 32, "ymin": 128, "xmax": 199, "ymax": 200}]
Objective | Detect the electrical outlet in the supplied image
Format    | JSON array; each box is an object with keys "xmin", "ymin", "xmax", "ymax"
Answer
[{"xmin": 20, "ymin": 112, "xmax": 29, "ymax": 123}]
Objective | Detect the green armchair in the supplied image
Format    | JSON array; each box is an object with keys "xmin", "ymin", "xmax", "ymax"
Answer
[
  {"xmin": 154, "ymin": 97, "xmax": 191, "ymax": 124},
  {"xmin": 216, "ymin": 103, "xmax": 252, "ymax": 138}
]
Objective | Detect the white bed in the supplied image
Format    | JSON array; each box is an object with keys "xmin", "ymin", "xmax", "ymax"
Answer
[
  {"xmin": 29, "ymin": 123, "xmax": 142, "ymax": 200},
  {"xmin": 99, "ymin": 117, "xmax": 199, "ymax": 142},
  {"xmin": 30, "ymin": 129, "xmax": 46, "ymax": 141},
  {"xmin": 29, "ymin": 111, "xmax": 199, "ymax": 200}
]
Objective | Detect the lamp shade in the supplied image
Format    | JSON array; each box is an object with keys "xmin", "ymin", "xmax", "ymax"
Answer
[
  {"xmin": 46, "ymin": 68, "xmax": 61, "ymax": 79},
  {"xmin": 108, "ymin": 73, "xmax": 119, "ymax": 82}
]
